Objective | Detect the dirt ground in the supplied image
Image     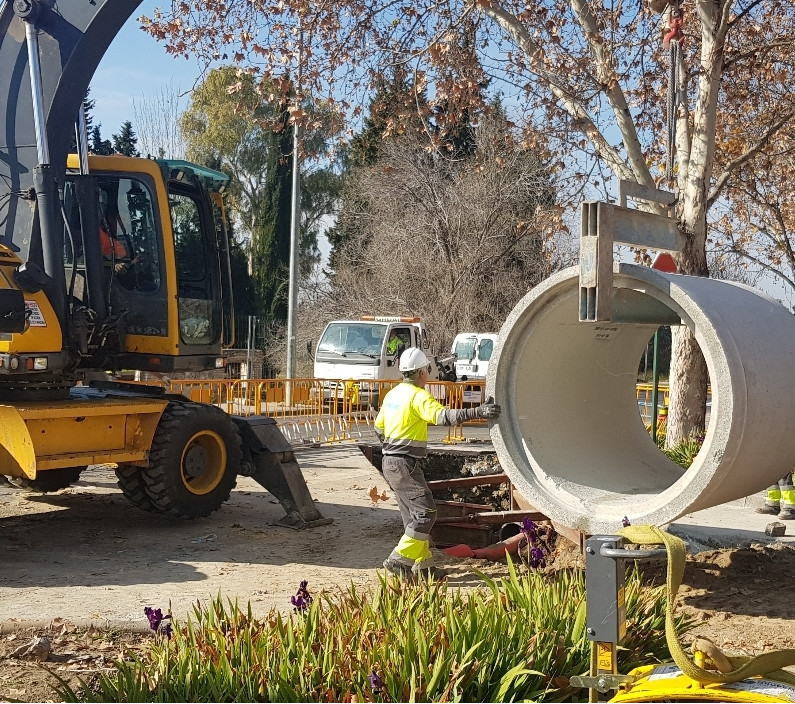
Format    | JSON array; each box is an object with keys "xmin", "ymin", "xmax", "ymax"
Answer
[{"xmin": 1, "ymin": 444, "xmax": 794, "ymax": 702}]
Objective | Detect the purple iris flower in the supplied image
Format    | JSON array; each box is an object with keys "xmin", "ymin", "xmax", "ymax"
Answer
[
  {"xmin": 144, "ymin": 606, "xmax": 171, "ymax": 631},
  {"xmin": 291, "ymin": 580, "xmax": 313, "ymax": 611},
  {"xmin": 529, "ymin": 546, "xmax": 547, "ymax": 569},
  {"xmin": 521, "ymin": 517, "xmax": 538, "ymax": 542},
  {"xmin": 144, "ymin": 606, "xmax": 172, "ymax": 637},
  {"xmin": 369, "ymin": 671, "xmax": 385, "ymax": 692}
]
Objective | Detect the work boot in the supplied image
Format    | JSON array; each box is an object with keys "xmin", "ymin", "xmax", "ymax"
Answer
[
  {"xmin": 778, "ymin": 506, "xmax": 795, "ymax": 520},
  {"xmin": 756, "ymin": 502, "xmax": 780, "ymax": 515},
  {"xmin": 382, "ymin": 557, "xmax": 413, "ymax": 579},
  {"xmin": 413, "ymin": 564, "xmax": 449, "ymax": 581}
]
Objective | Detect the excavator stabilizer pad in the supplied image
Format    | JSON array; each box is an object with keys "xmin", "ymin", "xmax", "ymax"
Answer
[
  {"xmin": 233, "ymin": 416, "xmax": 333, "ymax": 530},
  {"xmin": 233, "ymin": 415, "xmax": 292, "ymax": 454}
]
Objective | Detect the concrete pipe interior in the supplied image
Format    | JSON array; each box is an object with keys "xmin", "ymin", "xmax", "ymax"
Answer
[{"xmin": 488, "ymin": 263, "xmax": 795, "ymax": 535}]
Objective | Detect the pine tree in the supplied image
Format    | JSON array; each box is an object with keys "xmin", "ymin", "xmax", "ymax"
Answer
[
  {"xmin": 112, "ymin": 121, "xmax": 140, "ymax": 157},
  {"xmin": 347, "ymin": 67, "xmax": 427, "ymax": 168},
  {"xmin": 90, "ymin": 124, "xmax": 113, "ymax": 155},
  {"xmin": 70, "ymin": 88, "xmax": 97, "ymax": 152}
]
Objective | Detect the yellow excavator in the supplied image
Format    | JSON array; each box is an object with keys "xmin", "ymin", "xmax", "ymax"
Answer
[{"xmin": 0, "ymin": 0, "xmax": 330, "ymax": 527}]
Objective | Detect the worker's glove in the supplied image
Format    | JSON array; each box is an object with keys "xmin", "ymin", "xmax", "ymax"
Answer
[
  {"xmin": 114, "ymin": 262, "xmax": 129, "ymax": 274},
  {"xmin": 476, "ymin": 398, "xmax": 501, "ymax": 419}
]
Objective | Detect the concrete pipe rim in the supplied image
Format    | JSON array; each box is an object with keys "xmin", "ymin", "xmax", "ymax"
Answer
[{"xmin": 487, "ymin": 263, "xmax": 795, "ymax": 535}]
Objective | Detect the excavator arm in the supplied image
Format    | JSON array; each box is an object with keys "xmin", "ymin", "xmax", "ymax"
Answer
[{"xmin": 0, "ymin": 0, "xmax": 141, "ymax": 345}]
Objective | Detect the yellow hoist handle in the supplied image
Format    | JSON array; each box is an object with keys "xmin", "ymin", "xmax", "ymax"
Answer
[{"xmin": 618, "ymin": 525, "xmax": 795, "ymax": 687}]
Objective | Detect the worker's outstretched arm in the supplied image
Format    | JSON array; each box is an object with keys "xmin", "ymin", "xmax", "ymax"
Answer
[{"xmin": 435, "ymin": 398, "xmax": 501, "ymax": 426}]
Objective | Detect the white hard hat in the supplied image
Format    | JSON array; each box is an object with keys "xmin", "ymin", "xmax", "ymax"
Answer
[{"xmin": 399, "ymin": 347, "xmax": 429, "ymax": 372}]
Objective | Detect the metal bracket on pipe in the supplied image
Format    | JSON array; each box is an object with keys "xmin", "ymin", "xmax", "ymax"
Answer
[{"xmin": 579, "ymin": 182, "xmax": 680, "ymax": 322}]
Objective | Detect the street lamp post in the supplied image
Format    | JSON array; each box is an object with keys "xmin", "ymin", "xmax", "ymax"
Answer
[{"xmin": 286, "ymin": 19, "xmax": 302, "ymax": 407}]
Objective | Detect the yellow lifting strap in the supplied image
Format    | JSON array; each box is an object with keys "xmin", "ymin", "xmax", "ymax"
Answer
[{"xmin": 618, "ymin": 525, "xmax": 795, "ymax": 687}]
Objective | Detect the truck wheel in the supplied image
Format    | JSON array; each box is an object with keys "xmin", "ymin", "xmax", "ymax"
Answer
[
  {"xmin": 115, "ymin": 464, "xmax": 157, "ymax": 511},
  {"xmin": 143, "ymin": 402, "xmax": 241, "ymax": 519},
  {"xmin": 8, "ymin": 466, "xmax": 85, "ymax": 492}
]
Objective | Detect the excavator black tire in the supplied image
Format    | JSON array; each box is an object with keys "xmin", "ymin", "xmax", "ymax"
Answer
[
  {"xmin": 8, "ymin": 466, "xmax": 85, "ymax": 492},
  {"xmin": 142, "ymin": 402, "xmax": 241, "ymax": 519},
  {"xmin": 115, "ymin": 464, "xmax": 158, "ymax": 512}
]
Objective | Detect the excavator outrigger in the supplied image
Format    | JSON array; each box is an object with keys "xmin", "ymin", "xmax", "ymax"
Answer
[{"xmin": 0, "ymin": 0, "xmax": 330, "ymax": 527}]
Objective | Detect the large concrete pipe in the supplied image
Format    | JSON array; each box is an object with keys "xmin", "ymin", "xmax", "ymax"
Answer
[{"xmin": 488, "ymin": 263, "xmax": 795, "ymax": 535}]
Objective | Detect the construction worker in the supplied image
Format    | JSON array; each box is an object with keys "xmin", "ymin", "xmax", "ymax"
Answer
[
  {"xmin": 756, "ymin": 471, "xmax": 795, "ymax": 520},
  {"xmin": 386, "ymin": 331, "xmax": 404, "ymax": 356},
  {"xmin": 100, "ymin": 225, "xmax": 128, "ymax": 259},
  {"xmin": 375, "ymin": 347, "xmax": 501, "ymax": 579}
]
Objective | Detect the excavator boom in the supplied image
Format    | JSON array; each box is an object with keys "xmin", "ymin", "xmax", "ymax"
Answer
[{"xmin": 1, "ymin": 0, "xmax": 141, "ymax": 263}]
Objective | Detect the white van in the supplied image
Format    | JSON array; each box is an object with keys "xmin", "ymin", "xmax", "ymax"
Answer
[
  {"xmin": 312, "ymin": 316, "xmax": 452, "ymax": 402},
  {"xmin": 451, "ymin": 333, "xmax": 498, "ymax": 381}
]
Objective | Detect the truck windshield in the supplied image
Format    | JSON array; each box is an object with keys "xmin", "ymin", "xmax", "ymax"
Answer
[
  {"xmin": 454, "ymin": 338, "xmax": 477, "ymax": 360},
  {"xmin": 318, "ymin": 323, "xmax": 386, "ymax": 355}
]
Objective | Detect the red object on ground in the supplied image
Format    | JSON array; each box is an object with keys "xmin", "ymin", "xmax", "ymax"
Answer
[
  {"xmin": 443, "ymin": 531, "xmax": 526, "ymax": 561},
  {"xmin": 472, "ymin": 531, "xmax": 525, "ymax": 560},
  {"xmin": 652, "ymin": 253, "xmax": 678, "ymax": 273},
  {"xmin": 443, "ymin": 544, "xmax": 476, "ymax": 558}
]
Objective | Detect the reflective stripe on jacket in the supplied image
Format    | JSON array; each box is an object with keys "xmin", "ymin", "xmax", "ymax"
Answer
[{"xmin": 375, "ymin": 382, "xmax": 446, "ymax": 458}]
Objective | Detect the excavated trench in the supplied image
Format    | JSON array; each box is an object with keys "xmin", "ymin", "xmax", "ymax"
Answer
[{"xmin": 359, "ymin": 445, "xmax": 509, "ymax": 509}]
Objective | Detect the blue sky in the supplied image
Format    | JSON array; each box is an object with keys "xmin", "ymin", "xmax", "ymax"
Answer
[{"xmin": 90, "ymin": 2, "xmax": 203, "ymax": 135}]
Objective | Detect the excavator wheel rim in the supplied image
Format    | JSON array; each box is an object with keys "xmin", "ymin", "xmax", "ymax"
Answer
[{"xmin": 179, "ymin": 429, "xmax": 227, "ymax": 496}]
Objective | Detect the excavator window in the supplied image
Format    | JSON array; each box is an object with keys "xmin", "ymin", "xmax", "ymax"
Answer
[
  {"xmin": 169, "ymin": 188, "xmax": 219, "ymax": 346},
  {"xmin": 63, "ymin": 176, "xmax": 162, "ymax": 296}
]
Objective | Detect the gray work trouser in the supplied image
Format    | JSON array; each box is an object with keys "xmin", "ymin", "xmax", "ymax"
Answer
[{"xmin": 381, "ymin": 454, "xmax": 437, "ymax": 566}]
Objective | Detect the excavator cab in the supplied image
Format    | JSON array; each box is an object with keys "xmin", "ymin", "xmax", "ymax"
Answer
[{"xmin": 62, "ymin": 155, "xmax": 234, "ymax": 375}]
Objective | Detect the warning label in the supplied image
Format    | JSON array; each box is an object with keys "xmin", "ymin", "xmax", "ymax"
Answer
[{"xmin": 24, "ymin": 300, "xmax": 47, "ymax": 327}]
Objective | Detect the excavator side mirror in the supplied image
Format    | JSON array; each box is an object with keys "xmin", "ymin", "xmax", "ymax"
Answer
[{"xmin": 0, "ymin": 289, "xmax": 27, "ymax": 333}]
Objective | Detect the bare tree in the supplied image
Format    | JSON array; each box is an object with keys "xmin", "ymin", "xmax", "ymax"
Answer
[
  {"xmin": 133, "ymin": 82, "xmax": 186, "ymax": 159},
  {"xmin": 145, "ymin": 0, "xmax": 795, "ymax": 444},
  {"xmin": 302, "ymin": 116, "xmax": 567, "ymax": 354},
  {"xmin": 711, "ymin": 132, "xmax": 795, "ymax": 307}
]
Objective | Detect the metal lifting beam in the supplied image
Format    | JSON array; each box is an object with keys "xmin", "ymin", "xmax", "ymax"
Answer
[{"xmin": 579, "ymin": 181, "xmax": 680, "ymax": 323}]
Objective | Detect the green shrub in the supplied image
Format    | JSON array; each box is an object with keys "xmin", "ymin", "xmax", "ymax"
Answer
[
  {"xmin": 55, "ymin": 563, "xmax": 692, "ymax": 703},
  {"xmin": 658, "ymin": 434, "xmax": 704, "ymax": 468}
]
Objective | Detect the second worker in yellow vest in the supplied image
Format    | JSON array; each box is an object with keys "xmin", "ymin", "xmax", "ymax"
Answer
[{"xmin": 375, "ymin": 347, "xmax": 501, "ymax": 580}]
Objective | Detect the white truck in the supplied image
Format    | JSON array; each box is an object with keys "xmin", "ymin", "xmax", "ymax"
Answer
[
  {"xmin": 312, "ymin": 316, "xmax": 455, "ymax": 403},
  {"xmin": 451, "ymin": 332, "xmax": 499, "ymax": 382}
]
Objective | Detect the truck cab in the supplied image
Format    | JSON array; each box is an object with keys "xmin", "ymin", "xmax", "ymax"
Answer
[
  {"xmin": 451, "ymin": 332, "xmax": 498, "ymax": 381},
  {"xmin": 313, "ymin": 316, "xmax": 438, "ymax": 401}
]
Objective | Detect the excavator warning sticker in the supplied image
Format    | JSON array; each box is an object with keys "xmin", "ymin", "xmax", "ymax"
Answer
[{"xmin": 24, "ymin": 301, "xmax": 46, "ymax": 327}]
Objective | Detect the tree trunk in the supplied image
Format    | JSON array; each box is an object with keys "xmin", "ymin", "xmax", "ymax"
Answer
[
  {"xmin": 666, "ymin": 329, "xmax": 708, "ymax": 445},
  {"xmin": 666, "ymin": 202, "xmax": 710, "ymax": 447}
]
